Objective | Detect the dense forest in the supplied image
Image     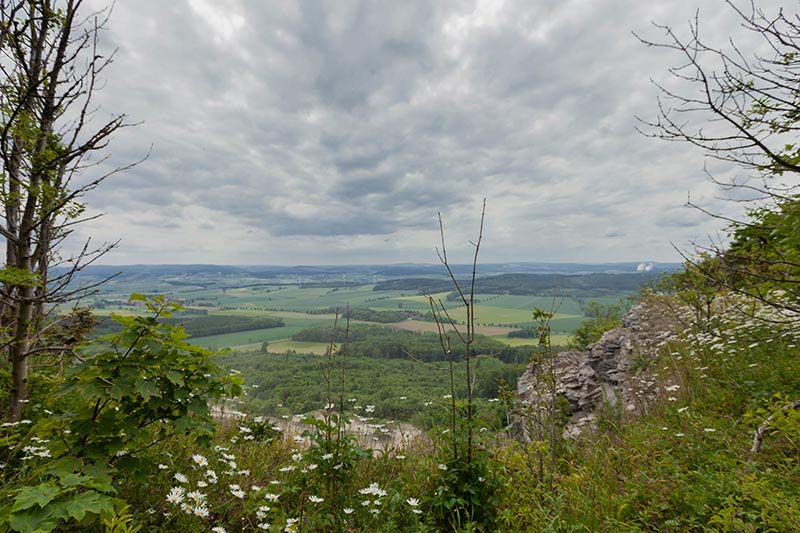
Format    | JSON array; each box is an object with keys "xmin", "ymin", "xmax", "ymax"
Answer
[
  {"xmin": 91, "ymin": 314, "xmax": 285, "ymax": 338},
  {"xmin": 291, "ymin": 324, "xmax": 536, "ymax": 364},
  {"xmin": 218, "ymin": 351, "xmax": 524, "ymax": 422}
]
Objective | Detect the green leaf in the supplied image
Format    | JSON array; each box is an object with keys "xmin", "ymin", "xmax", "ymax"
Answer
[
  {"xmin": 134, "ymin": 378, "xmax": 160, "ymax": 401},
  {"xmin": 0, "ymin": 266, "xmax": 40, "ymax": 287},
  {"xmin": 11, "ymin": 483, "xmax": 60, "ymax": 512},
  {"xmin": 64, "ymin": 491, "xmax": 112, "ymax": 521},
  {"xmin": 109, "ymin": 385, "xmax": 125, "ymax": 400},
  {"xmin": 8, "ymin": 504, "xmax": 61, "ymax": 533},
  {"xmin": 173, "ymin": 416, "xmax": 192, "ymax": 433},
  {"xmin": 56, "ymin": 473, "xmax": 86, "ymax": 488},
  {"xmin": 165, "ymin": 371, "xmax": 184, "ymax": 386},
  {"xmin": 187, "ymin": 396, "xmax": 208, "ymax": 416}
]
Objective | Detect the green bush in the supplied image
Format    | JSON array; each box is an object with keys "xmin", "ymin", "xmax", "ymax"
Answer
[
  {"xmin": 0, "ymin": 295, "xmax": 241, "ymax": 532},
  {"xmin": 567, "ymin": 301, "xmax": 626, "ymax": 350}
]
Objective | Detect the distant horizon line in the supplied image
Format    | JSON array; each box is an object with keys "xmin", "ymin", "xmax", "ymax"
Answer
[{"xmin": 82, "ymin": 260, "xmax": 681, "ymax": 268}]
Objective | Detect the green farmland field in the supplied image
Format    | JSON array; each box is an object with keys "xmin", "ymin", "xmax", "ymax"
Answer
[
  {"xmin": 488, "ymin": 334, "xmax": 569, "ymax": 347},
  {"xmin": 86, "ymin": 279, "xmax": 637, "ymax": 353},
  {"xmin": 208, "ymin": 285, "xmax": 411, "ymax": 312},
  {"xmin": 266, "ymin": 339, "xmax": 330, "ymax": 355},
  {"xmin": 189, "ymin": 326, "xmax": 302, "ymax": 349}
]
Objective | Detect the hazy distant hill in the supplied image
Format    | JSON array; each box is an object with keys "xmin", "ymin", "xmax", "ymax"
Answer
[
  {"xmin": 60, "ymin": 261, "xmax": 679, "ymax": 286},
  {"xmin": 374, "ymin": 272, "xmax": 664, "ymax": 295}
]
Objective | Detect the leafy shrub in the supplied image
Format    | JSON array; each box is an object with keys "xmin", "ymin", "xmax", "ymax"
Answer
[
  {"xmin": 567, "ymin": 301, "xmax": 626, "ymax": 350},
  {"xmin": 0, "ymin": 295, "xmax": 241, "ymax": 532}
]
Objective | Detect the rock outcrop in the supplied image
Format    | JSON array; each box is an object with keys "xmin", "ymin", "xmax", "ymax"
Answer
[{"xmin": 515, "ymin": 298, "xmax": 679, "ymax": 439}]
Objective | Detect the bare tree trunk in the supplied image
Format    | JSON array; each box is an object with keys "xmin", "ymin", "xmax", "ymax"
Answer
[
  {"xmin": 751, "ymin": 399, "xmax": 800, "ymax": 454},
  {"xmin": 8, "ymin": 345, "xmax": 28, "ymax": 420},
  {"xmin": 8, "ymin": 260, "xmax": 33, "ymax": 420},
  {"xmin": 0, "ymin": 1, "xmax": 136, "ymax": 420}
]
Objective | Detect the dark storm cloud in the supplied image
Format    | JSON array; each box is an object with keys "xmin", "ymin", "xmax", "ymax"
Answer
[{"xmin": 76, "ymin": 0, "xmax": 786, "ymax": 264}]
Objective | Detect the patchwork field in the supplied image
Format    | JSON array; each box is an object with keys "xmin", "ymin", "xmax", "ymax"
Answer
[
  {"xmin": 84, "ymin": 276, "xmax": 640, "ymax": 353},
  {"xmin": 188, "ymin": 325, "xmax": 314, "ymax": 350},
  {"xmin": 385, "ymin": 320, "xmax": 516, "ymax": 337},
  {"xmin": 202, "ymin": 285, "xmax": 411, "ymax": 312}
]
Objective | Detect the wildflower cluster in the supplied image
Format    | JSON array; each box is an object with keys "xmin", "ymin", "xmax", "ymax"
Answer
[{"xmin": 139, "ymin": 406, "xmax": 437, "ymax": 532}]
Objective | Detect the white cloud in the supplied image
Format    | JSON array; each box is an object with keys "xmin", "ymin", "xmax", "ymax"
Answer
[{"xmin": 71, "ymin": 0, "xmax": 786, "ymax": 264}]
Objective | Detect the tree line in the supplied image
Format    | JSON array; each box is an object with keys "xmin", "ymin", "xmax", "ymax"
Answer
[
  {"xmin": 91, "ymin": 314, "xmax": 284, "ymax": 338},
  {"xmin": 374, "ymin": 272, "xmax": 663, "ymax": 295},
  {"xmin": 305, "ymin": 306, "xmax": 420, "ymax": 323},
  {"xmin": 291, "ymin": 323, "xmax": 540, "ymax": 364}
]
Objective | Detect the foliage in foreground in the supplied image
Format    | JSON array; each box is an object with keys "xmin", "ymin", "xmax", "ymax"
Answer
[
  {"xmin": 495, "ymin": 291, "xmax": 800, "ymax": 532},
  {"xmin": 0, "ymin": 296, "xmax": 241, "ymax": 532}
]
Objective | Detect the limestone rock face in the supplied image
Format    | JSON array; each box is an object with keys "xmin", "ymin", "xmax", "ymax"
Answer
[{"xmin": 515, "ymin": 299, "xmax": 678, "ymax": 439}]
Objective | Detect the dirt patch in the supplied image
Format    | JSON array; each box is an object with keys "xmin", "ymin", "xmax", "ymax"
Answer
[
  {"xmin": 213, "ymin": 406, "xmax": 423, "ymax": 453},
  {"xmin": 271, "ymin": 414, "xmax": 422, "ymax": 453}
]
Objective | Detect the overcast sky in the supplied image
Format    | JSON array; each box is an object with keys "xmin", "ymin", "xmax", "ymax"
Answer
[{"xmin": 74, "ymin": 0, "xmax": 785, "ymax": 266}]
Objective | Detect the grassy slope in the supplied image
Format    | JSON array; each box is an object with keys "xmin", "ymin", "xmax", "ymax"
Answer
[
  {"xmin": 489, "ymin": 334, "xmax": 569, "ymax": 347},
  {"xmin": 265, "ymin": 339, "xmax": 330, "ymax": 355},
  {"xmin": 187, "ymin": 326, "xmax": 308, "ymax": 349},
  {"xmin": 494, "ymin": 296, "xmax": 800, "ymax": 531}
]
